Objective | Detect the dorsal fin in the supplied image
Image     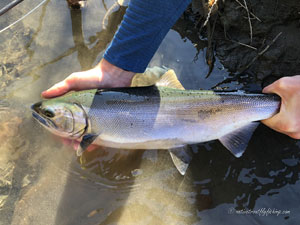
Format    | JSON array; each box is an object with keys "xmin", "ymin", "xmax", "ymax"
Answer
[{"xmin": 155, "ymin": 70, "xmax": 185, "ymax": 90}]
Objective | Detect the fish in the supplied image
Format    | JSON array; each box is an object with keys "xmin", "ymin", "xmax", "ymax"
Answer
[{"xmin": 31, "ymin": 70, "xmax": 280, "ymax": 175}]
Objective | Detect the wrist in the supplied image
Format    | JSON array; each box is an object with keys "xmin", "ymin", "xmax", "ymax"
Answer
[{"xmin": 98, "ymin": 58, "xmax": 135, "ymax": 87}]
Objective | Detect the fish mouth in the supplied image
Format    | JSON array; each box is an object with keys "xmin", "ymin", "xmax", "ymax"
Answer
[
  {"xmin": 31, "ymin": 102, "xmax": 42, "ymax": 112},
  {"xmin": 32, "ymin": 110, "xmax": 49, "ymax": 127},
  {"xmin": 31, "ymin": 102, "xmax": 51, "ymax": 128}
]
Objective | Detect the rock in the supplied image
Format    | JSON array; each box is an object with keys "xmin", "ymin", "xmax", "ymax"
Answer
[{"xmin": 66, "ymin": 0, "xmax": 87, "ymax": 9}]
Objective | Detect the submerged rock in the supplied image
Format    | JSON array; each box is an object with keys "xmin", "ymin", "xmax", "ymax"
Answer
[{"xmin": 66, "ymin": 0, "xmax": 87, "ymax": 9}]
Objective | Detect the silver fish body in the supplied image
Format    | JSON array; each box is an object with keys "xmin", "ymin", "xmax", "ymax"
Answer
[
  {"xmin": 31, "ymin": 72, "xmax": 280, "ymax": 174},
  {"xmin": 85, "ymin": 87, "xmax": 279, "ymax": 150}
]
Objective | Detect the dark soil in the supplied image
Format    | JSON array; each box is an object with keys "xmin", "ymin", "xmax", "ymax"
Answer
[{"xmin": 186, "ymin": 0, "xmax": 300, "ymax": 89}]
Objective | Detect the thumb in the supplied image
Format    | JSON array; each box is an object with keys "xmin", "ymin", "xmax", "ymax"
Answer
[{"xmin": 262, "ymin": 82, "xmax": 277, "ymax": 94}]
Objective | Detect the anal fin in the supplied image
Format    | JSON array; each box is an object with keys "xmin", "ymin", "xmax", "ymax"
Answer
[{"xmin": 219, "ymin": 122, "xmax": 259, "ymax": 157}]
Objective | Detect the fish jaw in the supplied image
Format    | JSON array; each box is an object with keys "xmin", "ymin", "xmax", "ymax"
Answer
[{"xmin": 32, "ymin": 110, "xmax": 49, "ymax": 128}]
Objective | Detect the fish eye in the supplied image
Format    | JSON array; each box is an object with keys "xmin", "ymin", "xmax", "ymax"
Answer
[{"xmin": 43, "ymin": 109, "xmax": 55, "ymax": 118}]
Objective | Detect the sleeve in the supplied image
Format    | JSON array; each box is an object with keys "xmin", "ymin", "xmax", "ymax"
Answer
[{"xmin": 103, "ymin": 0, "xmax": 192, "ymax": 73}]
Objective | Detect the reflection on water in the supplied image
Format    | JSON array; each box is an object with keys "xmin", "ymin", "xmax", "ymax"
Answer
[{"xmin": 0, "ymin": 0, "xmax": 300, "ymax": 224}]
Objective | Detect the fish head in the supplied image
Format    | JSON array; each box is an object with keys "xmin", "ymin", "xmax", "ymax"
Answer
[{"xmin": 31, "ymin": 100, "xmax": 87, "ymax": 139}]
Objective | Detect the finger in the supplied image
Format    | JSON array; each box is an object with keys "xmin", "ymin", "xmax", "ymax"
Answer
[
  {"xmin": 262, "ymin": 81, "xmax": 279, "ymax": 94},
  {"xmin": 86, "ymin": 144, "xmax": 99, "ymax": 152},
  {"xmin": 72, "ymin": 142, "xmax": 98, "ymax": 153},
  {"xmin": 70, "ymin": 76, "xmax": 100, "ymax": 91},
  {"xmin": 42, "ymin": 80, "xmax": 70, "ymax": 98},
  {"xmin": 61, "ymin": 138, "xmax": 72, "ymax": 146},
  {"xmin": 286, "ymin": 131, "xmax": 300, "ymax": 140},
  {"xmin": 61, "ymin": 137, "xmax": 98, "ymax": 153},
  {"xmin": 263, "ymin": 117, "xmax": 300, "ymax": 139},
  {"xmin": 263, "ymin": 77, "xmax": 296, "ymax": 99},
  {"xmin": 262, "ymin": 80, "xmax": 286, "ymax": 104},
  {"xmin": 262, "ymin": 102, "xmax": 296, "ymax": 135},
  {"xmin": 261, "ymin": 114, "xmax": 283, "ymax": 133},
  {"xmin": 72, "ymin": 140, "xmax": 80, "ymax": 150}
]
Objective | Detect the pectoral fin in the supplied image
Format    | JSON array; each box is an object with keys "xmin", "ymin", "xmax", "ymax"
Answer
[
  {"xmin": 76, "ymin": 134, "xmax": 98, "ymax": 156},
  {"xmin": 169, "ymin": 147, "xmax": 192, "ymax": 175},
  {"xmin": 219, "ymin": 122, "xmax": 259, "ymax": 157}
]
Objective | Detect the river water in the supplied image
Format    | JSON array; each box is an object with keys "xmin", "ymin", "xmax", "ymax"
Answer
[{"xmin": 0, "ymin": 0, "xmax": 299, "ymax": 224}]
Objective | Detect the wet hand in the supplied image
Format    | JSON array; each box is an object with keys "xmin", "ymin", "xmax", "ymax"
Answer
[
  {"xmin": 61, "ymin": 138, "xmax": 98, "ymax": 153},
  {"xmin": 42, "ymin": 58, "xmax": 135, "ymax": 98},
  {"xmin": 262, "ymin": 75, "xmax": 300, "ymax": 139}
]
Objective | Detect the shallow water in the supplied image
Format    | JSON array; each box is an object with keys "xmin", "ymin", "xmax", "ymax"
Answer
[{"xmin": 0, "ymin": 0, "xmax": 300, "ymax": 225}]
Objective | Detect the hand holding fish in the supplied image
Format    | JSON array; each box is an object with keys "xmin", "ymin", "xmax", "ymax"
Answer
[
  {"xmin": 41, "ymin": 58, "xmax": 135, "ymax": 98},
  {"xmin": 262, "ymin": 75, "xmax": 300, "ymax": 139}
]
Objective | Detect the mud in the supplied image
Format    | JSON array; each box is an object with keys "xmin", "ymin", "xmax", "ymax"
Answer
[{"xmin": 190, "ymin": 0, "xmax": 300, "ymax": 88}]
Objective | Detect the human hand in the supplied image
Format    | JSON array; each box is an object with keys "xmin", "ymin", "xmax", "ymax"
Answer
[
  {"xmin": 42, "ymin": 58, "xmax": 135, "ymax": 98},
  {"xmin": 262, "ymin": 75, "xmax": 300, "ymax": 139},
  {"xmin": 61, "ymin": 138, "xmax": 98, "ymax": 153}
]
